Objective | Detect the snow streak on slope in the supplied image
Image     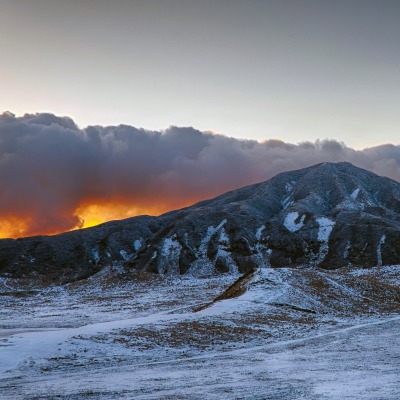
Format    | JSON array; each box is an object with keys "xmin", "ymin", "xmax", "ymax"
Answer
[
  {"xmin": 159, "ymin": 234, "xmax": 182, "ymax": 274},
  {"xmin": 316, "ymin": 217, "xmax": 335, "ymax": 263},
  {"xmin": 284, "ymin": 212, "xmax": 305, "ymax": 232},
  {"xmin": 377, "ymin": 235, "xmax": 386, "ymax": 267},
  {"xmin": 350, "ymin": 187, "xmax": 360, "ymax": 200}
]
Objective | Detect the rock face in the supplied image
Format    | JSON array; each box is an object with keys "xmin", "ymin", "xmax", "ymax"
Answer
[{"xmin": 1, "ymin": 162, "xmax": 400, "ymax": 282}]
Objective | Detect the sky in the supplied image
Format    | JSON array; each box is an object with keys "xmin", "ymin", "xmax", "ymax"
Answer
[
  {"xmin": 0, "ymin": 1, "xmax": 399, "ymax": 238},
  {"xmin": 1, "ymin": 0, "xmax": 399, "ymax": 149}
]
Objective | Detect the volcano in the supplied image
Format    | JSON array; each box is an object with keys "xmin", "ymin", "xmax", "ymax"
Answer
[{"xmin": 2, "ymin": 162, "xmax": 400, "ymax": 282}]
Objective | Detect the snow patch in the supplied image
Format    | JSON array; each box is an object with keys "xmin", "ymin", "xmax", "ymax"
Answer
[
  {"xmin": 350, "ymin": 188, "xmax": 360, "ymax": 200},
  {"xmin": 343, "ymin": 241, "xmax": 351, "ymax": 260},
  {"xmin": 377, "ymin": 235, "xmax": 386, "ymax": 267},
  {"xmin": 191, "ymin": 220, "xmax": 239, "ymax": 276},
  {"xmin": 281, "ymin": 182, "xmax": 296, "ymax": 210},
  {"xmin": 281, "ymin": 196, "xmax": 293, "ymax": 210},
  {"xmin": 119, "ymin": 250, "xmax": 130, "ymax": 261},
  {"xmin": 254, "ymin": 226, "xmax": 272, "ymax": 266},
  {"xmin": 214, "ymin": 227, "xmax": 238, "ymax": 274},
  {"xmin": 134, "ymin": 239, "xmax": 142, "ymax": 251},
  {"xmin": 316, "ymin": 217, "xmax": 335, "ymax": 242},
  {"xmin": 161, "ymin": 235, "xmax": 182, "ymax": 260},
  {"xmin": 198, "ymin": 219, "xmax": 227, "ymax": 257},
  {"xmin": 92, "ymin": 249, "xmax": 100, "ymax": 265},
  {"xmin": 255, "ymin": 225, "xmax": 265, "ymax": 240},
  {"xmin": 152, "ymin": 234, "xmax": 184, "ymax": 275},
  {"xmin": 219, "ymin": 227, "xmax": 229, "ymax": 245},
  {"xmin": 285, "ymin": 182, "xmax": 294, "ymax": 193},
  {"xmin": 284, "ymin": 212, "xmax": 305, "ymax": 233},
  {"xmin": 316, "ymin": 217, "xmax": 335, "ymax": 263}
]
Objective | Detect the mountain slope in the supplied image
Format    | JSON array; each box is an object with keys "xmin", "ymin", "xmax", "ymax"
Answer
[{"xmin": 2, "ymin": 162, "xmax": 400, "ymax": 282}]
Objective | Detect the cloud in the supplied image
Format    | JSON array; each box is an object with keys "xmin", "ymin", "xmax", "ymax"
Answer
[{"xmin": 1, "ymin": 112, "xmax": 400, "ymax": 237}]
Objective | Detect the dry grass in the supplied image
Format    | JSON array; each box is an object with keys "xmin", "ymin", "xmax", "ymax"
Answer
[{"xmin": 114, "ymin": 320, "xmax": 266, "ymax": 351}]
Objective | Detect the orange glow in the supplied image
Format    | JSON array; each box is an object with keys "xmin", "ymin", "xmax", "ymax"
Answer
[
  {"xmin": 0, "ymin": 217, "xmax": 31, "ymax": 239},
  {"xmin": 0, "ymin": 204, "xmax": 164, "ymax": 239},
  {"xmin": 76, "ymin": 203, "xmax": 167, "ymax": 229},
  {"xmin": 75, "ymin": 196, "xmax": 204, "ymax": 231},
  {"xmin": 0, "ymin": 196, "xmax": 212, "ymax": 239}
]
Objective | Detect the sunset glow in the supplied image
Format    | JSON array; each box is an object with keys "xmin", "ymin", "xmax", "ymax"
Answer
[
  {"xmin": 0, "ymin": 217, "xmax": 31, "ymax": 239},
  {"xmin": 76, "ymin": 196, "xmax": 210, "ymax": 231},
  {"xmin": 77, "ymin": 203, "xmax": 171, "ymax": 230},
  {"xmin": 0, "ymin": 205, "xmax": 156, "ymax": 239},
  {"xmin": 0, "ymin": 200, "xmax": 202, "ymax": 239}
]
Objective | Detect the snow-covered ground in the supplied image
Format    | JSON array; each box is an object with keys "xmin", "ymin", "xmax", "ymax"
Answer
[{"xmin": 1, "ymin": 266, "xmax": 400, "ymax": 399}]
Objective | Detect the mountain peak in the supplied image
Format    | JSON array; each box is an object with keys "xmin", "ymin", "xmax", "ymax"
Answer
[{"xmin": 1, "ymin": 162, "xmax": 400, "ymax": 282}]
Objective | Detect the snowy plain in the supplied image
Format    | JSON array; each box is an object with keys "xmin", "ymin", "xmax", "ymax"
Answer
[{"xmin": 1, "ymin": 265, "xmax": 400, "ymax": 399}]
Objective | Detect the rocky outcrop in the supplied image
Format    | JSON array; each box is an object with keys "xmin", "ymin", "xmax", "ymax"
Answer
[{"xmin": 2, "ymin": 162, "xmax": 400, "ymax": 282}]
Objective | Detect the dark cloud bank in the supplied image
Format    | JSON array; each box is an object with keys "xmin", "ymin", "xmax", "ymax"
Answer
[{"xmin": 1, "ymin": 112, "xmax": 400, "ymax": 237}]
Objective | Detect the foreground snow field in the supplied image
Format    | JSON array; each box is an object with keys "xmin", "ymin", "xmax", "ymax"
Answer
[{"xmin": 1, "ymin": 266, "xmax": 400, "ymax": 399}]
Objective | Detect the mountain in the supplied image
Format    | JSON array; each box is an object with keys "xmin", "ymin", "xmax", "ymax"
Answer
[{"xmin": 1, "ymin": 162, "xmax": 400, "ymax": 282}]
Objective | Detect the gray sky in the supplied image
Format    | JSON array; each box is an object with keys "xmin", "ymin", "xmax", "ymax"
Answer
[{"xmin": 1, "ymin": 0, "xmax": 399, "ymax": 149}]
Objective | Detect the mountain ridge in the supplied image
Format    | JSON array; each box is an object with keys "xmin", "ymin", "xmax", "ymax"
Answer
[{"xmin": 2, "ymin": 162, "xmax": 400, "ymax": 282}]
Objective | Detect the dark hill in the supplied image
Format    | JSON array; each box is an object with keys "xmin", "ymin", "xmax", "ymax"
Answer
[{"xmin": 2, "ymin": 162, "xmax": 400, "ymax": 282}]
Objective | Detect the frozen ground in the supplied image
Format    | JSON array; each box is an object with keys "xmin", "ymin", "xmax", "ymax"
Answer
[{"xmin": 1, "ymin": 266, "xmax": 400, "ymax": 399}]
